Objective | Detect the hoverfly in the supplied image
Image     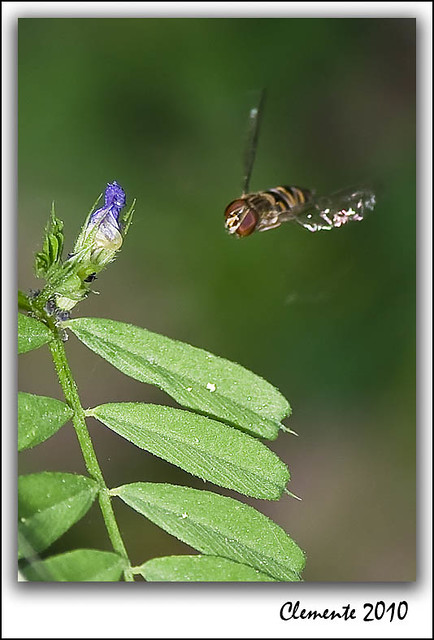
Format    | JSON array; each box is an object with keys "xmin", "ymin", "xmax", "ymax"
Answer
[{"xmin": 224, "ymin": 92, "xmax": 376, "ymax": 237}]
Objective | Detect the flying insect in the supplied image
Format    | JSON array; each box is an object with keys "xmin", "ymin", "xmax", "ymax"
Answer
[{"xmin": 224, "ymin": 93, "xmax": 376, "ymax": 237}]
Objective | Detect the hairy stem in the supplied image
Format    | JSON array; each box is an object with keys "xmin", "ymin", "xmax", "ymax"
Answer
[{"xmin": 49, "ymin": 332, "xmax": 134, "ymax": 581}]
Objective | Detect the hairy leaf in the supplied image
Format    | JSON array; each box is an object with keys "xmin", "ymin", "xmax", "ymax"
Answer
[
  {"xmin": 18, "ymin": 313, "xmax": 52, "ymax": 354},
  {"xmin": 21, "ymin": 549, "xmax": 126, "ymax": 582},
  {"xmin": 18, "ymin": 392, "xmax": 73, "ymax": 451},
  {"xmin": 18, "ymin": 472, "xmax": 98, "ymax": 559},
  {"xmin": 138, "ymin": 554, "xmax": 277, "ymax": 582},
  {"xmin": 66, "ymin": 317, "xmax": 290, "ymax": 440},
  {"xmin": 113, "ymin": 483, "xmax": 305, "ymax": 581},
  {"xmin": 34, "ymin": 202, "xmax": 64, "ymax": 278},
  {"xmin": 18, "ymin": 290, "xmax": 32, "ymax": 312},
  {"xmin": 90, "ymin": 403, "xmax": 289, "ymax": 499}
]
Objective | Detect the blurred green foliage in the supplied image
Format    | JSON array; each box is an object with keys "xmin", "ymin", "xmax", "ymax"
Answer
[{"xmin": 18, "ymin": 18, "xmax": 416, "ymax": 581}]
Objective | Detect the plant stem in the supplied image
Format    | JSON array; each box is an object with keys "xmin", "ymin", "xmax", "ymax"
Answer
[{"xmin": 49, "ymin": 333, "xmax": 134, "ymax": 581}]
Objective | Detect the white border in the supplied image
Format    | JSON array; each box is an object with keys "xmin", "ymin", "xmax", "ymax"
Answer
[
  {"xmin": 3, "ymin": 2, "xmax": 432, "ymax": 639},
  {"xmin": 1, "ymin": 1, "xmax": 432, "ymax": 18}
]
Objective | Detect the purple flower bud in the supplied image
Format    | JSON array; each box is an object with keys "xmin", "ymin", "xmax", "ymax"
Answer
[
  {"xmin": 87, "ymin": 181, "xmax": 126, "ymax": 251},
  {"xmin": 102, "ymin": 180, "xmax": 126, "ymax": 211}
]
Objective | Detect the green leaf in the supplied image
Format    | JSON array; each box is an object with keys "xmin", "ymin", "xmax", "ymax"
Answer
[
  {"xmin": 18, "ymin": 290, "xmax": 32, "ymax": 312},
  {"xmin": 21, "ymin": 549, "xmax": 126, "ymax": 582},
  {"xmin": 34, "ymin": 202, "xmax": 64, "ymax": 278},
  {"xmin": 138, "ymin": 555, "xmax": 277, "ymax": 582},
  {"xmin": 18, "ymin": 392, "xmax": 73, "ymax": 451},
  {"xmin": 113, "ymin": 483, "xmax": 305, "ymax": 581},
  {"xmin": 18, "ymin": 472, "xmax": 98, "ymax": 559},
  {"xmin": 18, "ymin": 313, "xmax": 52, "ymax": 354},
  {"xmin": 90, "ymin": 403, "xmax": 289, "ymax": 500},
  {"xmin": 66, "ymin": 317, "xmax": 290, "ymax": 440}
]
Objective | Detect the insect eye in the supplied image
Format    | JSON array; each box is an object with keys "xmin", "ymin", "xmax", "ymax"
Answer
[
  {"xmin": 224, "ymin": 199, "xmax": 245, "ymax": 220},
  {"xmin": 236, "ymin": 209, "xmax": 258, "ymax": 237}
]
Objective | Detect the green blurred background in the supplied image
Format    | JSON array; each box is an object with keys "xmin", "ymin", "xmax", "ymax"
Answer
[{"xmin": 18, "ymin": 18, "xmax": 416, "ymax": 581}]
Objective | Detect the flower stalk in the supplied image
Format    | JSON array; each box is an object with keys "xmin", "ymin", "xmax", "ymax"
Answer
[{"xmin": 48, "ymin": 331, "xmax": 134, "ymax": 581}]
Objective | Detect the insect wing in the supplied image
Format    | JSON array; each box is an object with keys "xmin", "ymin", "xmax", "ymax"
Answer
[
  {"xmin": 242, "ymin": 90, "xmax": 266, "ymax": 195},
  {"xmin": 263, "ymin": 186, "xmax": 376, "ymax": 233}
]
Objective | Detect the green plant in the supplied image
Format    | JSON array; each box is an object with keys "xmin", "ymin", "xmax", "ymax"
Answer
[{"xmin": 18, "ymin": 181, "xmax": 305, "ymax": 582}]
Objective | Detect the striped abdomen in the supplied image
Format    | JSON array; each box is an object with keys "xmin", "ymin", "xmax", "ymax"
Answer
[{"xmin": 265, "ymin": 185, "xmax": 312, "ymax": 211}]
